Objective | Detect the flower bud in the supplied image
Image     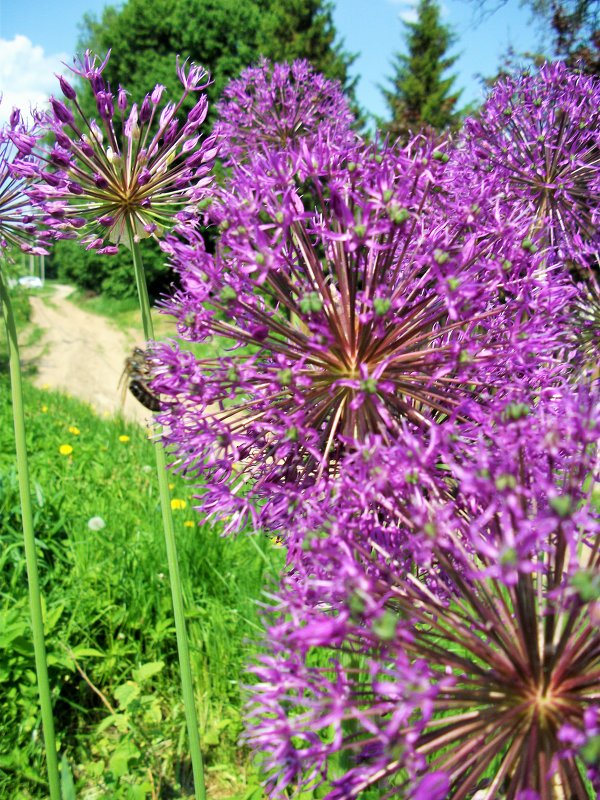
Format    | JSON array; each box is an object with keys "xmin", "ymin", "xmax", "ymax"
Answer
[
  {"xmin": 187, "ymin": 96, "xmax": 208, "ymax": 125},
  {"xmin": 140, "ymin": 95, "xmax": 152, "ymax": 124},
  {"xmin": 151, "ymin": 84, "xmax": 165, "ymax": 104},
  {"xmin": 50, "ymin": 97, "xmax": 75, "ymax": 125},
  {"xmin": 116, "ymin": 85, "xmax": 128, "ymax": 112},
  {"xmin": 124, "ymin": 104, "xmax": 140, "ymax": 140},
  {"xmin": 58, "ymin": 74, "xmax": 77, "ymax": 101},
  {"xmin": 96, "ymin": 91, "xmax": 114, "ymax": 121},
  {"xmin": 55, "ymin": 130, "xmax": 72, "ymax": 149},
  {"xmin": 137, "ymin": 167, "xmax": 152, "ymax": 186}
]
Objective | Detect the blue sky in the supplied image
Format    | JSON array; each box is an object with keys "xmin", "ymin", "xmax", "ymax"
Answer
[{"xmin": 0, "ymin": 0, "xmax": 547, "ymax": 123}]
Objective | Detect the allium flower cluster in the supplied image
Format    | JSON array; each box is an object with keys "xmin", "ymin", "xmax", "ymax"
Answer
[
  {"xmin": 245, "ymin": 388, "xmax": 600, "ymax": 799},
  {"xmin": 11, "ymin": 51, "xmax": 218, "ymax": 254},
  {"xmin": 456, "ymin": 62, "xmax": 600, "ymax": 273},
  {"xmin": 215, "ymin": 58, "xmax": 357, "ymax": 165},
  {"xmin": 152, "ymin": 130, "xmax": 568, "ymax": 532},
  {"xmin": 0, "ymin": 107, "xmax": 49, "ymax": 257}
]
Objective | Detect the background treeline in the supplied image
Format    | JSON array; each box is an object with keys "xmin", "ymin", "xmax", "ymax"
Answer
[{"xmin": 46, "ymin": 0, "xmax": 600, "ymax": 299}]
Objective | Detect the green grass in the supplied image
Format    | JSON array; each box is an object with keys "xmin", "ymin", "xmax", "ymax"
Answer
[
  {"xmin": 0, "ymin": 283, "xmax": 37, "ymax": 374},
  {"xmin": 66, "ymin": 287, "xmax": 176, "ymax": 340},
  {"xmin": 0, "ymin": 374, "xmax": 281, "ymax": 799}
]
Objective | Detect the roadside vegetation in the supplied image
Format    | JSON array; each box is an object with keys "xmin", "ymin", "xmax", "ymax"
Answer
[{"xmin": 0, "ymin": 357, "xmax": 281, "ymax": 798}]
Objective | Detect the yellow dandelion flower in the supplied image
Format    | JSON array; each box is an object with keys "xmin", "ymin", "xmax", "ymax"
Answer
[
  {"xmin": 119, "ymin": 435, "xmax": 130, "ymax": 443},
  {"xmin": 168, "ymin": 482, "xmax": 175, "ymax": 490},
  {"xmin": 183, "ymin": 520, "xmax": 195, "ymax": 528},
  {"xmin": 170, "ymin": 498, "xmax": 187, "ymax": 511},
  {"xmin": 41, "ymin": 383, "xmax": 50, "ymax": 390},
  {"xmin": 68, "ymin": 426, "xmax": 80, "ymax": 435},
  {"xmin": 270, "ymin": 536, "xmax": 284, "ymax": 548},
  {"xmin": 59, "ymin": 444, "xmax": 73, "ymax": 456},
  {"xmin": 41, "ymin": 405, "xmax": 48, "ymax": 413}
]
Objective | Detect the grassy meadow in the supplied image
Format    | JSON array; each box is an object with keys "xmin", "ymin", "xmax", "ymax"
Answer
[{"xmin": 0, "ymin": 290, "xmax": 282, "ymax": 798}]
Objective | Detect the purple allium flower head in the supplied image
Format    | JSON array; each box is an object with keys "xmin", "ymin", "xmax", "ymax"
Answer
[
  {"xmin": 11, "ymin": 50, "xmax": 218, "ymax": 253},
  {"xmin": 244, "ymin": 386, "xmax": 600, "ymax": 798},
  {"xmin": 456, "ymin": 62, "xmax": 600, "ymax": 274},
  {"xmin": 0, "ymin": 106, "xmax": 50, "ymax": 258},
  {"xmin": 152, "ymin": 132, "xmax": 570, "ymax": 533},
  {"xmin": 215, "ymin": 58, "xmax": 357, "ymax": 165},
  {"xmin": 568, "ymin": 265, "xmax": 600, "ymax": 377}
]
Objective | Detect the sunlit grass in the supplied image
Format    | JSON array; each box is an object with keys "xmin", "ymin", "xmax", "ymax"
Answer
[{"xmin": 0, "ymin": 376, "xmax": 281, "ymax": 798}]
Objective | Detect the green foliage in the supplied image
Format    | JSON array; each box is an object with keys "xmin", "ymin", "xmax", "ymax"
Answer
[
  {"xmin": 78, "ymin": 0, "xmax": 264, "ymax": 124},
  {"xmin": 256, "ymin": 0, "xmax": 357, "ymax": 96},
  {"xmin": 49, "ymin": 238, "xmax": 171, "ymax": 301},
  {"xmin": 76, "ymin": 0, "xmax": 358, "ymax": 122},
  {"xmin": 0, "ymin": 376, "xmax": 281, "ymax": 797},
  {"xmin": 381, "ymin": 0, "xmax": 464, "ymax": 141}
]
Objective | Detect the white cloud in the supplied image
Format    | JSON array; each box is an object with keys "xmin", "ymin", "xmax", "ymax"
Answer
[
  {"xmin": 387, "ymin": 0, "xmax": 419, "ymax": 24},
  {"xmin": 0, "ymin": 35, "xmax": 69, "ymax": 124}
]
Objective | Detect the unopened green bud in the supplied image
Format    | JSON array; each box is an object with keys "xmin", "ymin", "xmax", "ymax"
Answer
[
  {"xmin": 360, "ymin": 378, "xmax": 378, "ymax": 394},
  {"xmin": 495, "ymin": 473, "xmax": 517, "ymax": 490},
  {"xmin": 389, "ymin": 206, "xmax": 410, "ymax": 224},
  {"xmin": 503, "ymin": 402, "xmax": 530, "ymax": 421},
  {"xmin": 277, "ymin": 368, "xmax": 293, "ymax": 386},
  {"xmin": 424, "ymin": 522, "xmax": 436, "ymax": 538},
  {"xmin": 373, "ymin": 297, "xmax": 391, "ymax": 316},
  {"xmin": 434, "ymin": 249, "xmax": 450, "ymax": 265},
  {"xmin": 521, "ymin": 237, "xmax": 538, "ymax": 253},
  {"xmin": 285, "ymin": 426, "xmax": 299, "ymax": 442}
]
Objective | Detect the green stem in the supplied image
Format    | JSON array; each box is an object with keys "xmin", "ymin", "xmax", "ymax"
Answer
[
  {"xmin": 126, "ymin": 224, "xmax": 206, "ymax": 800},
  {"xmin": 0, "ymin": 268, "xmax": 61, "ymax": 800}
]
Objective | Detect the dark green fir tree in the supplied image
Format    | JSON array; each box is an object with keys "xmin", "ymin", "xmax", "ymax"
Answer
[
  {"xmin": 257, "ymin": 0, "xmax": 357, "ymax": 96},
  {"xmin": 381, "ymin": 0, "xmax": 464, "ymax": 141}
]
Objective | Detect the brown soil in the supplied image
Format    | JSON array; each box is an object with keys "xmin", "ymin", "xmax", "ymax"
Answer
[{"xmin": 21, "ymin": 284, "xmax": 152, "ymax": 425}]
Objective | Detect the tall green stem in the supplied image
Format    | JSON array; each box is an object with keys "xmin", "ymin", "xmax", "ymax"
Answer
[
  {"xmin": 0, "ymin": 268, "xmax": 61, "ymax": 800},
  {"xmin": 126, "ymin": 223, "xmax": 206, "ymax": 800}
]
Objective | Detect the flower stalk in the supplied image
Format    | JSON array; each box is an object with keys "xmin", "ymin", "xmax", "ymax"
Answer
[
  {"xmin": 127, "ymin": 220, "xmax": 206, "ymax": 800},
  {"xmin": 0, "ymin": 266, "xmax": 61, "ymax": 800}
]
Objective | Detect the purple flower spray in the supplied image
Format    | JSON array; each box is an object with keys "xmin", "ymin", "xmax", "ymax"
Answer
[
  {"xmin": 244, "ymin": 387, "xmax": 600, "ymax": 799},
  {"xmin": 153, "ymin": 129, "xmax": 569, "ymax": 533}
]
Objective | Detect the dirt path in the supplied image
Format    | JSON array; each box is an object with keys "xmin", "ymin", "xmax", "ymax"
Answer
[{"xmin": 21, "ymin": 284, "xmax": 153, "ymax": 425}]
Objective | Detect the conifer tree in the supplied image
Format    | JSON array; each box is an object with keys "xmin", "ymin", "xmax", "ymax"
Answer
[
  {"xmin": 382, "ymin": 0, "xmax": 463, "ymax": 140},
  {"xmin": 257, "ymin": 0, "xmax": 357, "ymax": 96}
]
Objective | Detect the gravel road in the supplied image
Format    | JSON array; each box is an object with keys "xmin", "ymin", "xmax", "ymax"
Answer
[{"xmin": 22, "ymin": 284, "xmax": 153, "ymax": 425}]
